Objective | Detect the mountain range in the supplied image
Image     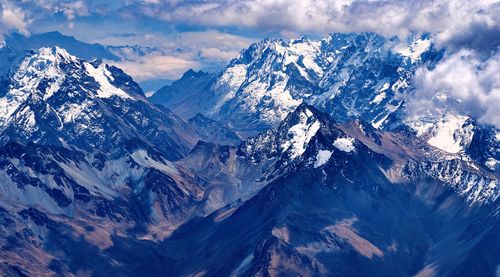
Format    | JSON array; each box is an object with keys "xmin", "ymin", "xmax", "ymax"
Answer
[{"xmin": 0, "ymin": 32, "xmax": 498, "ymax": 276}]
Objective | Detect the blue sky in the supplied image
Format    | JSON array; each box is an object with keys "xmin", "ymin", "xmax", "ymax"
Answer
[{"xmin": 1, "ymin": 0, "xmax": 500, "ymax": 106}]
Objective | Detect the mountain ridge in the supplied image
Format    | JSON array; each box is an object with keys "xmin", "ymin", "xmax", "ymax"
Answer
[
  {"xmin": 152, "ymin": 32, "xmax": 443, "ymax": 135},
  {"xmin": 0, "ymin": 35, "xmax": 498, "ymax": 276}
]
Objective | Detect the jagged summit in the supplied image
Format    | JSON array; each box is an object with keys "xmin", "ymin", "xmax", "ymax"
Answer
[
  {"xmin": 152, "ymin": 32, "xmax": 496, "ymax": 170},
  {"xmin": 170, "ymin": 100, "xmax": 498, "ymax": 276},
  {"xmin": 239, "ymin": 103, "xmax": 499, "ymax": 204},
  {"xmin": 0, "ymin": 46, "xmax": 196, "ymax": 158},
  {"xmin": 153, "ymin": 32, "xmax": 439, "ymax": 135},
  {"xmin": 181, "ymin": 69, "xmax": 209, "ymax": 79},
  {"xmin": 0, "ymin": 45, "xmax": 207, "ymax": 247},
  {"xmin": 240, "ymin": 103, "xmax": 367, "ymax": 167},
  {"xmin": 4, "ymin": 46, "xmax": 142, "ymax": 101}
]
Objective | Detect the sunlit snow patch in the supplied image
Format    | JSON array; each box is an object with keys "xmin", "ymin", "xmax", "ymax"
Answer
[
  {"xmin": 426, "ymin": 114, "xmax": 473, "ymax": 154},
  {"xmin": 314, "ymin": 150, "xmax": 332, "ymax": 168},
  {"xmin": 370, "ymin": 82, "xmax": 389, "ymax": 105},
  {"xmin": 281, "ymin": 108, "xmax": 321, "ymax": 159},
  {"xmin": 84, "ymin": 62, "xmax": 134, "ymax": 99},
  {"xmin": 485, "ymin": 158, "xmax": 498, "ymax": 171},
  {"xmin": 333, "ymin": 137, "xmax": 355, "ymax": 152},
  {"xmin": 394, "ymin": 38, "xmax": 431, "ymax": 62}
]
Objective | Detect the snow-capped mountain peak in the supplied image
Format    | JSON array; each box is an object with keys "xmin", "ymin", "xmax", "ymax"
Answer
[
  {"xmin": 158, "ymin": 32, "xmax": 440, "ymax": 135},
  {"xmin": 240, "ymin": 103, "xmax": 358, "ymax": 165},
  {"xmin": 4, "ymin": 47, "xmax": 70, "ymax": 103},
  {"xmin": 3, "ymin": 47, "xmax": 137, "ymax": 106},
  {"xmin": 0, "ymin": 46, "xmax": 196, "ymax": 158}
]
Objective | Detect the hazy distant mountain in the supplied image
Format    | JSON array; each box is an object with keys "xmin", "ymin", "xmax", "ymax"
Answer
[
  {"xmin": 150, "ymin": 69, "xmax": 215, "ymax": 120},
  {"xmin": 4, "ymin": 31, "xmax": 120, "ymax": 61}
]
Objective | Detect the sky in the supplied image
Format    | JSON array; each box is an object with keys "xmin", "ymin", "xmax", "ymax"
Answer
[{"xmin": 0, "ymin": 0, "xmax": 499, "ymax": 126}]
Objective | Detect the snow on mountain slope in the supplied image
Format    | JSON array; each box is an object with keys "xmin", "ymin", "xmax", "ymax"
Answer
[
  {"xmin": 84, "ymin": 61, "xmax": 134, "ymax": 99},
  {"xmin": 425, "ymin": 117, "xmax": 473, "ymax": 154},
  {"xmin": 0, "ymin": 36, "xmax": 498, "ymax": 277},
  {"xmin": 155, "ymin": 32, "xmax": 498, "ymax": 173},
  {"xmin": 0, "ymin": 88, "xmax": 497, "ymax": 277},
  {"xmin": 405, "ymin": 110, "xmax": 500, "ymax": 175},
  {"xmin": 333, "ymin": 136, "xmax": 356, "ymax": 152},
  {"xmin": 0, "ymin": 45, "xmax": 246, "ymax": 232},
  {"xmin": 153, "ymin": 33, "xmax": 439, "ymax": 136},
  {"xmin": 280, "ymin": 107, "xmax": 321, "ymax": 159},
  {"xmin": 408, "ymin": 112, "xmax": 474, "ymax": 154},
  {"xmin": 314, "ymin": 150, "xmax": 332, "ymax": 168},
  {"xmin": 180, "ymin": 104, "xmax": 369, "ymax": 214},
  {"xmin": 0, "ymin": 141, "xmax": 205, "ymax": 222},
  {"xmin": 182, "ymin": 104, "xmax": 498, "ymax": 216},
  {"xmin": 0, "ymin": 46, "xmax": 210, "ymax": 234},
  {"xmin": 0, "ymin": 46, "xmax": 197, "ymax": 159}
]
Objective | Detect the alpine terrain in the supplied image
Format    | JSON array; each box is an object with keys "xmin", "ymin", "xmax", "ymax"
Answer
[{"xmin": 0, "ymin": 30, "xmax": 498, "ymax": 277}]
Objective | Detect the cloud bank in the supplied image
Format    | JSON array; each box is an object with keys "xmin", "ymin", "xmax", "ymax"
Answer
[
  {"xmin": 101, "ymin": 30, "xmax": 254, "ymax": 81},
  {"xmin": 14, "ymin": 0, "xmax": 500, "ymax": 55},
  {"xmin": 108, "ymin": 52, "xmax": 200, "ymax": 82},
  {"xmin": 407, "ymin": 50, "xmax": 500, "ymax": 127},
  {"xmin": 125, "ymin": 0, "xmax": 500, "ymax": 52},
  {"xmin": 0, "ymin": 1, "xmax": 30, "ymax": 39}
]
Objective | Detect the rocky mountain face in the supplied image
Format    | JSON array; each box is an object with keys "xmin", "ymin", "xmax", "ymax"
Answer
[
  {"xmin": 0, "ymin": 34, "xmax": 498, "ymax": 277},
  {"xmin": 2, "ymin": 102, "xmax": 494, "ymax": 276},
  {"xmin": 0, "ymin": 46, "xmax": 199, "ymax": 159},
  {"xmin": 150, "ymin": 69, "xmax": 216, "ymax": 120},
  {"xmin": 152, "ymin": 32, "xmax": 498, "ymax": 174},
  {"xmin": 187, "ymin": 113, "xmax": 241, "ymax": 146},
  {"xmin": 0, "ymin": 46, "xmax": 229, "ymax": 228},
  {"xmin": 152, "ymin": 33, "xmax": 442, "ymax": 134},
  {"xmin": 170, "ymin": 105, "xmax": 498, "ymax": 276}
]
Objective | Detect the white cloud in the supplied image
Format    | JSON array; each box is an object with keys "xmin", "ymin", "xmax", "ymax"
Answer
[
  {"xmin": 97, "ymin": 30, "xmax": 255, "ymax": 79},
  {"xmin": 108, "ymin": 53, "xmax": 201, "ymax": 81},
  {"xmin": 129, "ymin": 0, "xmax": 500, "ymax": 52},
  {"xmin": 59, "ymin": 0, "xmax": 89, "ymax": 21},
  {"xmin": 16, "ymin": 1, "xmax": 500, "ymax": 55},
  {"xmin": 199, "ymin": 47, "xmax": 239, "ymax": 61},
  {"xmin": 0, "ymin": 2, "xmax": 30, "ymax": 37},
  {"xmin": 407, "ymin": 50, "xmax": 500, "ymax": 127},
  {"xmin": 173, "ymin": 30, "xmax": 254, "ymax": 62}
]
